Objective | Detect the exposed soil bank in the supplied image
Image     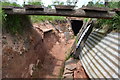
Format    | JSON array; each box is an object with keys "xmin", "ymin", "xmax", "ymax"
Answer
[{"xmin": 2, "ymin": 15, "xmax": 74, "ymax": 78}]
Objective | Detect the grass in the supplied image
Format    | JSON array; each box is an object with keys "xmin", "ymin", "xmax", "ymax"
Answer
[
  {"xmin": 95, "ymin": 14, "xmax": 120, "ymax": 32},
  {"xmin": 2, "ymin": 10, "xmax": 31, "ymax": 35},
  {"xmin": 27, "ymin": 2, "xmax": 43, "ymax": 5},
  {"xmin": 1, "ymin": 2, "xmax": 25, "ymax": 35},
  {"xmin": 1, "ymin": 2, "xmax": 21, "ymax": 7},
  {"xmin": 30, "ymin": 16, "xmax": 66, "ymax": 23},
  {"xmin": 3, "ymin": 15, "xmax": 26, "ymax": 35}
]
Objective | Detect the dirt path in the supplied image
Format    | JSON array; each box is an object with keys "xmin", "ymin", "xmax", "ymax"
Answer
[
  {"xmin": 43, "ymin": 39, "xmax": 74, "ymax": 78},
  {"xmin": 32, "ymin": 23, "xmax": 75, "ymax": 78},
  {"xmin": 37, "ymin": 28, "xmax": 74, "ymax": 78}
]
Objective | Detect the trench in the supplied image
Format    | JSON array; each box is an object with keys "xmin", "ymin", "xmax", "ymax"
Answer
[{"xmin": 2, "ymin": 15, "xmax": 89, "ymax": 79}]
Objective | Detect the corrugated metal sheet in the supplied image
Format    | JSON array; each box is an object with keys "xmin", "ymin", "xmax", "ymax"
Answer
[{"xmin": 79, "ymin": 31, "xmax": 120, "ymax": 78}]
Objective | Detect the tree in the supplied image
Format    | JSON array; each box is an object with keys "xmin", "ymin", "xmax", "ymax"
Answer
[
  {"xmin": 27, "ymin": 0, "xmax": 43, "ymax": 5},
  {"xmin": 53, "ymin": 1, "xmax": 64, "ymax": 5},
  {"xmin": 87, "ymin": 1, "xmax": 94, "ymax": 6}
]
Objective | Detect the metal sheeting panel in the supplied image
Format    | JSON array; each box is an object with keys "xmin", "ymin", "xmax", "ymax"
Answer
[{"xmin": 79, "ymin": 31, "xmax": 120, "ymax": 78}]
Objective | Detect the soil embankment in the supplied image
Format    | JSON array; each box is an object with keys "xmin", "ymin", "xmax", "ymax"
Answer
[{"xmin": 2, "ymin": 15, "xmax": 74, "ymax": 78}]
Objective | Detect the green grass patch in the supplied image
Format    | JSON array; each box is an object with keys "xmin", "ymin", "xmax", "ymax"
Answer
[
  {"xmin": 1, "ymin": 2, "xmax": 32, "ymax": 35},
  {"xmin": 95, "ymin": 14, "xmax": 120, "ymax": 32},
  {"xmin": 1, "ymin": 2, "xmax": 21, "ymax": 7},
  {"xmin": 30, "ymin": 16, "xmax": 66, "ymax": 23},
  {"xmin": 27, "ymin": 2, "xmax": 43, "ymax": 5}
]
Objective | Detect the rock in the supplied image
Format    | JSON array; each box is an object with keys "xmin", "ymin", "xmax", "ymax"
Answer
[
  {"xmin": 65, "ymin": 58, "xmax": 77, "ymax": 65},
  {"xmin": 3, "ymin": 36, "xmax": 7, "ymax": 39},
  {"xmin": 29, "ymin": 64, "xmax": 35, "ymax": 76},
  {"xmin": 36, "ymin": 59, "xmax": 40, "ymax": 67},
  {"xmin": 65, "ymin": 58, "xmax": 77, "ymax": 71},
  {"xmin": 19, "ymin": 51, "xmax": 23, "ymax": 55},
  {"xmin": 65, "ymin": 65, "xmax": 76, "ymax": 71},
  {"xmin": 56, "ymin": 42, "xmax": 59, "ymax": 45},
  {"xmin": 63, "ymin": 73, "xmax": 73, "ymax": 78},
  {"xmin": 63, "ymin": 69, "xmax": 73, "ymax": 75}
]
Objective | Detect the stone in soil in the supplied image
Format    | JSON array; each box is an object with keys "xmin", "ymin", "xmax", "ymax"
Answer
[
  {"xmin": 65, "ymin": 58, "xmax": 78, "ymax": 65},
  {"xmin": 63, "ymin": 73, "xmax": 73, "ymax": 78},
  {"xmin": 74, "ymin": 61, "xmax": 89, "ymax": 78},
  {"xmin": 63, "ymin": 69, "xmax": 73, "ymax": 75},
  {"xmin": 65, "ymin": 65, "xmax": 76, "ymax": 71}
]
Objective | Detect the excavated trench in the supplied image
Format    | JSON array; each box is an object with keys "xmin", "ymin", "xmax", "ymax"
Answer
[{"xmin": 2, "ymin": 15, "xmax": 88, "ymax": 78}]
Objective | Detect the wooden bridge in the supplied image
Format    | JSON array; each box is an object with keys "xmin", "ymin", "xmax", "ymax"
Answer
[{"xmin": 2, "ymin": 6, "xmax": 119, "ymax": 19}]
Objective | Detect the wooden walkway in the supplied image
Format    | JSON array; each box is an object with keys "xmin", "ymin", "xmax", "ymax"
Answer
[{"xmin": 2, "ymin": 6, "xmax": 117, "ymax": 19}]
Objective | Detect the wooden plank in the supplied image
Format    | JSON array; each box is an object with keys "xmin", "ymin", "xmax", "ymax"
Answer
[
  {"xmin": 2, "ymin": 6, "xmax": 13, "ymax": 10},
  {"xmin": 81, "ymin": 6, "xmax": 110, "ymax": 12},
  {"xmin": 54, "ymin": 5, "xmax": 75, "ymax": 11},
  {"xmin": 24, "ymin": 5, "xmax": 44, "ymax": 11}
]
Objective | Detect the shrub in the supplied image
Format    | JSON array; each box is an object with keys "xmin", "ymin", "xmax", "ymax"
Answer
[
  {"xmin": 1, "ymin": 2, "xmax": 28, "ymax": 35},
  {"xmin": 87, "ymin": 1, "xmax": 120, "ymax": 32},
  {"xmin": 27, "ymin": 2, "xmax": 43, "ymax": 5},
  {"xmin": 1, "ymin": 2, "xmax": 21, "ymax": 7}
]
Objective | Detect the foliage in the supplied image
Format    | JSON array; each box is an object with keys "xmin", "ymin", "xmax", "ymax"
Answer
[
  {"xmin": 27, "ymin": 2, "xmax": 43, "ymax": 5},
  {"xmin": 0, "ymin": 10, "xmax": 7, "ymax": 24},
  {"xmin": 107, "ymin": 2, "xmax": 120, "ymax": 8},
  {"xmin": 87, "ymin": 1, "xmax": 94, "ymax": 7},
  {"xmin": 4, "ymin": 15, "xmax": 22, "ymax": 34},
  {"xmin": 3, "ymin": 14, "xmax": 32, "ymax": 35},
  {"xmin": 1, "ymin": 2, "xmax": 27, "ymax": 35},
  {"xmin": 53, "ymin": 1, "xmax": 64, "ymax": 5},
  {"xmin": 1, "ymin": 2, "xmax": 21, "ymax": 7},
  {"xmin": 47, "ymin": 4, "xmax": 54, "ymax": 8},
  {"xmin": 53, "ymin": 0, "xmax": 78, "ymax": 5},
  {"xmin": 86, "ymin": 1, "xmax": 120, "ymax": 32},
  {"xmin": 96, "ymin": 14, "xmax": 120, "ymax": 32},
  {"xmin": 30, "ymin": 16, "xmax": 65, "ymax": 23},
  {"xmin": 87, "ymin": 1, "xmax": 120, "ymax": 8}
]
